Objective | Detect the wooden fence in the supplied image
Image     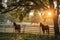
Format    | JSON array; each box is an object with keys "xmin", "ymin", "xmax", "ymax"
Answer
[{"xmin": 0, "ymin": 24, "xmax": 60, "ymax": 36}]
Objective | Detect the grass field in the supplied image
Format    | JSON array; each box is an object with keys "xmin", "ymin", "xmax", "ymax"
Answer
[{"xmin": 0, "ymin": 32, "xmax": 60, "ymax": 40}]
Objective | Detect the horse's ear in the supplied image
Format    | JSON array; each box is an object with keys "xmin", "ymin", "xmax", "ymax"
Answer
[{"xmin": 40, "ymin": 23, "xmax": 42, "ymax": 24}]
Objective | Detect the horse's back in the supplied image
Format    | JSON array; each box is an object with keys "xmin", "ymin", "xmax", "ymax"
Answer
[
  {"xmin": 15, "ymin": 24, "xmax": 21, "ymax": 30},
  {"xmin": 45, "ymin": 25, "xmax": 49, "ymax": 29}
]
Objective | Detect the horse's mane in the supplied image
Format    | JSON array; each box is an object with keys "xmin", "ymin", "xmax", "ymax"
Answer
[
  {"xmin": 13, "ymin": 22, "xmax": 17, "ymax": 27},
  {"xmin": 40, "ymin": 23, "xmax": 48, "ymax": 26},
  {"xmin": 40, "ymin": 23, "xmax": 44, "ymax": 26}
]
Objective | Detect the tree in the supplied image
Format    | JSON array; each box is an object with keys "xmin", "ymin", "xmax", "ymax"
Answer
[
  {"xmin": 0, "ymin": 0, "xmax": 60, "ymax": 35},
  {"xmin": 49, "ymin": 0, "xmax": 60, "ymax": 35},
  {"xmin": 31, "ymin": 10, "xmax": 40, "ymax": 23},
  {"xmin": 0, "ymin": 0, "xmax": 47, "ymax": 21}
]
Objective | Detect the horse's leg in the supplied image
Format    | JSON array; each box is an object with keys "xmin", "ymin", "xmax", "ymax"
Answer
[
  {"xmin": 18, "ymin": 29, "xmax": 21, "ymax": 35},
  {"xmin": 17, "ymin": 30, "xmax": 20, "ymax": 33},
  {"xmin": 42, "ymin": 30, "xmax": 45, "ymax": 35},
  {"xmin": 15, "ymin": 30, "xmax": 19, "ymax": 40},
  {"xmin": 18, "ymin": 30, "xmax": 20, "ymax": 33},
  {"xmin": 46, "ymin": 29, "xmax": 49, "ymax": 35},
  {"xmin": 14, "ymin": 29, "xmax": 17, "ymax": 34}
]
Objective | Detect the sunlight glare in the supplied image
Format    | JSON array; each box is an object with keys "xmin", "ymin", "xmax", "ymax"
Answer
[
  {"xmin": 29, "ymin": 10, "xmax": 34, "ymax": 16},
  {"xmin": 54, "ymin": 1, "xmax": 57, "ymax": 9},
  {"xmin": 59, "ymin": 14, "xmax": 60, "ymax": 17},
  {"xmin": 38, "ymin": 11, "xmax": 41, "ymax": 16},
  {"xmin": 2, "ymin": 0, "xmax": 7, "ymax": 9},
  {"xmin": 48, "ymin": 12, "xmax": 51, "ymax": 16}
]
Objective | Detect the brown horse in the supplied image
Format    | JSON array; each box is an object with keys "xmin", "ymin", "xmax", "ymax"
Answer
[
  {"xmin": 40, "ymin": 23, "xmax": 49, "ymax": 35},
  {"xmin": 13, "ymin": 22, "xmax": 21, "ymax": 33}
]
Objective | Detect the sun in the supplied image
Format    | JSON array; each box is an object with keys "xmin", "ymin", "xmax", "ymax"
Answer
[{"xmin": 48, "ymin": 12, "xmax": 52, "ymax": 16}]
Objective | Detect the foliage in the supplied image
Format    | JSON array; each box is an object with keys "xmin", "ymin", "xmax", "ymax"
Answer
[
  {"xmin": 0, "ymin": 0, "xmax": 60, "ymax": 35},
  {"xmin": 0, "ymin": 0, "xmax": 49, "ymax": 23},
  {"xmin": 31, "ymin": 10, "xmax": 40, "ymax": 23},
  {"xmin": 10, "ymin": 7, "xmax": 23, "ymax": 22}
]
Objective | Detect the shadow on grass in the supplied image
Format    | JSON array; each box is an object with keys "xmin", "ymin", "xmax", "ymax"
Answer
[{"xmin": 0, "ymin": 32, "xmax": 60, "ymax": 40}]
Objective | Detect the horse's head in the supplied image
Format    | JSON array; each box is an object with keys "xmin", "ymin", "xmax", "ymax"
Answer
[
  {"xmin": 40, "ymin": 23, "xmax": 43, "ymax": 27},
  {"xmin": 13, "ymin": 22, "xmax": 17, "ymax": 26}
]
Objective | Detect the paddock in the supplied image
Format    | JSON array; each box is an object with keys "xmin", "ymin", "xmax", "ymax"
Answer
[{"xmin": 0, "ymin": 24, "xmax": 60, "ymax": 36}]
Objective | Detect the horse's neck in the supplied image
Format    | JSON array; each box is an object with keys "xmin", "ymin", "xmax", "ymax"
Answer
[
  {"xmin": 13, "ymin": 22, "xmax": 17, "ymax": 27},
  {"xmin": 41, "ymin": 24, "xmax": 45, "ymax": 28},
  {"xmin": 41, "ymin": 23, "xmax": 44, "ymax": 26}
]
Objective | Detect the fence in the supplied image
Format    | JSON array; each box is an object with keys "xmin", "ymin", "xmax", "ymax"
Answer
[{"xmin": 0, "ymin": 24, "xmax": 60, "ymax": 35}]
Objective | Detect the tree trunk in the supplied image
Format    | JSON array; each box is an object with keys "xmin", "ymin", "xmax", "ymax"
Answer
[
  {"xmin": 49, "ymin": 0, "xmax": 60, "ymax": 35},
  {"xmin": 54, "ymin": 14, "xmax": 59, "ymax": 35},
  {"xmin": 54, "ymin": 0, "xmax": 59, "ymax": 35}
]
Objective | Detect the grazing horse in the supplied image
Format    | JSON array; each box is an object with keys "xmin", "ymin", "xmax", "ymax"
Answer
[
  {"xmin": 13, "ymin": 22, "xmax": 21, "ymax": 33},
  {"xmin": 40, "ymin": 23, "xmax": 49, "ymax": 35}
]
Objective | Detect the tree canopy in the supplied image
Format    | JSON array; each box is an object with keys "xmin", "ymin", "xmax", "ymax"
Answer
[{"xmin": 0, "ymin": 0, "xmax": 60, "ymax": 35}]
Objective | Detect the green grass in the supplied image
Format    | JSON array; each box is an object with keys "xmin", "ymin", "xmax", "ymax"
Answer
[{"xmin": 0, "ymin": 32, "xmax": 60, "ymax": 40}]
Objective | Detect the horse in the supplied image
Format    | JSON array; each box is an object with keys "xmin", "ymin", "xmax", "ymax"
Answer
[
  {"xmin": 13, "ymin": 22, "xmax": 21, "ymax": 33},
  {"xmin": 40, "ymin": 23, "xmax": 49, "ymax": 35}
]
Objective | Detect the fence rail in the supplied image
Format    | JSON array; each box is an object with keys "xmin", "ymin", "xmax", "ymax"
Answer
[{"xmin": 0, "ymin": 24, "xmax": 60, "ymax": 35}]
